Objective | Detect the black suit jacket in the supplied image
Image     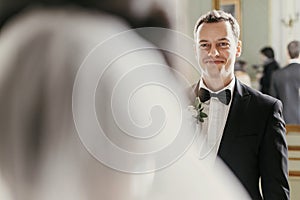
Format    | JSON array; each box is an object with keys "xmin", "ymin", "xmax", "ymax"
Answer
[
  {"xmin": 270, "ymin": 63, "xmax": 300, "ymax": 124},
  {"xmin": 193, "ymin": 79, "xmax": 289, "ymax": 200}
]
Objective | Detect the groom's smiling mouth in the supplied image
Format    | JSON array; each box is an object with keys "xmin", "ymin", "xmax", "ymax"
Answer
[{"xmin": 204, "ymin": 59, "xmax": 225, "ymax": 65}]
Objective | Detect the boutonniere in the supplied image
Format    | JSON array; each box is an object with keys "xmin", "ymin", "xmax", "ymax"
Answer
[{"xmin": 188, "ymin": 97, "xmax": 208, "ymax": 123}]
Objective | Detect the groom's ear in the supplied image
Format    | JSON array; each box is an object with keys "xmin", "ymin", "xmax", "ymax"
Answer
[{"xmin": 236, "ymin": 40, "xmax": 242, "ymax": 57}]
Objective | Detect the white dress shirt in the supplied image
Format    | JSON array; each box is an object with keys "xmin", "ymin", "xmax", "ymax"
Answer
[{"xmin": 191, "ymin": 77, "xmax": 235, "ymax": 167}]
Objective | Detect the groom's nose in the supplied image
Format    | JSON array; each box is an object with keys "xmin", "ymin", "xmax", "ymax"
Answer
[{"xmin": 208, "ymin": 44, "xmax": 219, "ymax": 57}]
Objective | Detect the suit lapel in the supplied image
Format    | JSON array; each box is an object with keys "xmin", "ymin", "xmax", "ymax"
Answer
[{"xmin": 218, "ymin": 79, "xmax": 251, "ymax": 158}]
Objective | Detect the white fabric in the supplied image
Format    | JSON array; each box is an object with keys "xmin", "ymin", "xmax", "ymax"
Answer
[{"xmin": 193, "ymin": 77, "xmax": 235, "ymax": 166}]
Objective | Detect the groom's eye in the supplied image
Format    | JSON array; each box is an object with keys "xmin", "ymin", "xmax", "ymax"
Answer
[
  {"xmin": 217, "ymin": 42, "xmax": 230, "ymax": 48},
  {"xmin": 199, "ymin": 43, "xmax": 211, "ymax": 50}
]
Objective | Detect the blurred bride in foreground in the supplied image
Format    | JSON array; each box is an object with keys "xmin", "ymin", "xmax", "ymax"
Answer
[{"xmin": 0, "ymin": 1, "xmax": 249, "ymax": 199}]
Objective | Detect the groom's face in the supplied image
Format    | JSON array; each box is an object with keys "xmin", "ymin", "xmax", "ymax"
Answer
[{"xmin": 195, "ymin": 21, "xmax": 241, "ymax": 84}]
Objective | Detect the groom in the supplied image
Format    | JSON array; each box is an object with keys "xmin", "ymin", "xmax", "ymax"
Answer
[{"xmin": 192, "ymin": 10, "xmax": 289, "ymax": 199}]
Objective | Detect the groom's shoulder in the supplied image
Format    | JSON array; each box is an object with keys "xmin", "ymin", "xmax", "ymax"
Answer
[{"xmin": 238, "ymin": 81, "xmax": 280, "ymax": 107}]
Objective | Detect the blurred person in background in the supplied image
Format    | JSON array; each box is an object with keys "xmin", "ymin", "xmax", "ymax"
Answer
[
  {"xmin": 259, "ymin": 46, "xmax": 280, "ymax": 95},
  {"xmin": 234, "ymin": 59, "xmax": 251, "ymax": 87},
  {"xmin": 270, "ymin": 40, "xmax": 300, "ymax": 124}
]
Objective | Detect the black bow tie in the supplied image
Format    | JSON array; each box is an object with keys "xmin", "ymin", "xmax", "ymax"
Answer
[{"xmin": 198, "ymin": 88, "xmax": 231, "ymax": 105}]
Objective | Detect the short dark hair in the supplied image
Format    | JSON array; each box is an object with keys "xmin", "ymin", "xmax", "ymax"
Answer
[
  {"xmin": 287, "ymin": 40, "xmax": 300, "ymax": 59},
  {"xmin": 260, "ymin": 47, "xmax": 275, "ymax": 59},
  {"xmin": 194, "ymin": 10, "xmax": 240, "ymax": 41}
]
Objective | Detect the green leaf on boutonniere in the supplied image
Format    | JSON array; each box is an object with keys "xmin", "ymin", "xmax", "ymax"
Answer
[{"xmin": 200, "ymin": 112, "xmax": 208, "ymax": 118}]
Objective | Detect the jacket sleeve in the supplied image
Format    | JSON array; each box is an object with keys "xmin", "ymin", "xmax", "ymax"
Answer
[{"xmin": 259, "ymin": 100, "xmax": 290, "ymax": 200}]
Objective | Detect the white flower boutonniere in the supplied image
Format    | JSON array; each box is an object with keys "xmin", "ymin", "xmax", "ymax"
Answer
[{"xmin": 188, "ymin": 97, "xmax": 208, "ymax": 123}]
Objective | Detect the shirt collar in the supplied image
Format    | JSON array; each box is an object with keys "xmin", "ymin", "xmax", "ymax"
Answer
[
  {"xmin": 288, "ymin": 58, "xmax": 300, "ymax": 64},
  {"xmin": 198, "ymin": 77, "xmax": 235, "ymax": 104},
  {"xmin": 199, "ymin": 77, "xmax": 235, "ymax": 92}
]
